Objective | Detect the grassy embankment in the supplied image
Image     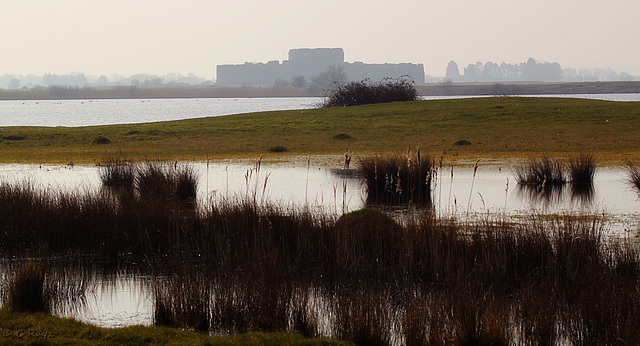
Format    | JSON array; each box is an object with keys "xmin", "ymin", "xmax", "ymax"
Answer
[
  {"xmin": 0, "ymin": 308, "xmax": 349, "ymax": 345},
  {"xmin": 1, "ymin": 97, "xmax": 640, "ymax": 165}
]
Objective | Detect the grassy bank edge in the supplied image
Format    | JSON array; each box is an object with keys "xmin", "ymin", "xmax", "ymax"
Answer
[
  {"xmin": 2, "ymin": 97, "xmax": 640, "ymax": 166},
  {"xmin": 0, "ymin": 308, "xmax": 350, "ymax": 345}
]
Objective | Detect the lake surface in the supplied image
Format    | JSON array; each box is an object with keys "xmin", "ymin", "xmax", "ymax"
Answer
[
  {"xmin": 0, "ymin": 97, "xmax": 323, "ymax": 127},
  {"xmin": 1, "ymin": 94, "xmax": 638, "ymax": 127}
]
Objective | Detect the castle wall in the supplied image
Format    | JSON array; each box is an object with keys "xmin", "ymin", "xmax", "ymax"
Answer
[{"xmin": 216, "ymin": 49, "xmax": 425, "ymax": 85}]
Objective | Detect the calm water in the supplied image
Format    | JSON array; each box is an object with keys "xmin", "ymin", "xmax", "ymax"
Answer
[
  {"xmin": 1, "ymin": 159, "xmax": 640, "ymax": 328},
  {"xmin": 0, "ymin": 97, "xmax": 322, "ymax": 127},
  {"xmin": 1, "ymin": 159, "xmax": 639, "ymax": 229},
  {"xmin": 2, "ymin": 92, "xmax": 640, "ymax": 329},
  {"xmin": 1, "ymin": 94, "xmax": 638, "ymax": 127}
]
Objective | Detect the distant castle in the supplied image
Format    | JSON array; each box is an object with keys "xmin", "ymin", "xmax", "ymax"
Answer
[{"xmin": 216, "ymin": 48, "xmax": 425, "ymax": 85}]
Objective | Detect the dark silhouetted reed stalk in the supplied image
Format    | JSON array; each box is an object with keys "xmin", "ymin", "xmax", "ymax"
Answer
[
  {"xmin": 344, "ymin": 148, "xmax": 352, "ymax": 170},
  {"xmin": 466, "ymin": 159, "xmax": 480, "ymax": 214},
  {"xmin": 305, "ymin": 155, "xmax": 310, "ymax": 206},
  {"xmin": 447, "ymin": 165, "xmax": 454, "ymax": 214},
  {"xmin": 504, "ymin": 177, "xmax": 509, "ymax": 212},
  {"xmin": 438, "ymin": 152, "xmax": 444, "ymax": 217},
  {"xmin": 206, "ymin": 155, "xmax": 210, "ymax": 197},
  {"xmin": 568, "ymin": 154, "xmax": 596, "ymax": 203}
]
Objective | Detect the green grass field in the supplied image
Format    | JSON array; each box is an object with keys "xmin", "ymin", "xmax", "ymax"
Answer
[
  {"xmin": 1, "ymin": 97, "xmax": 639, "ymax": 164},
  {"xmin": 0, "ymin": 308, "xmax": 349, "ymax": 345}
]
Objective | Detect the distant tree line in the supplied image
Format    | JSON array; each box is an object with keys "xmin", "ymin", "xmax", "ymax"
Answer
[
  {"xmin": 0, "ymin": 73, "xmax": 213, "ymax": 90},
  {"xmin": 444, "ymin": 58, "xmax": 639, "ymax": 83}
]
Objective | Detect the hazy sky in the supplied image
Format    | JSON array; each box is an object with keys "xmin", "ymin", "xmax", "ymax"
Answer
[{"xmin": 1, "ymin": 0, "xmax": 639, "ymax": 79}]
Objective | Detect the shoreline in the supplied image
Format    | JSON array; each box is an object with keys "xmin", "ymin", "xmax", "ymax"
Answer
[{"xmin": 0, "ymin": 81, "xmax": 639, "ymax": 101}]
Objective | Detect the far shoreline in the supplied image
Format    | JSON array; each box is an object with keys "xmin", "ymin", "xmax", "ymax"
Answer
[{"xmin": 1, "ymin": 81, "xmax": 639, "ymax": 101}]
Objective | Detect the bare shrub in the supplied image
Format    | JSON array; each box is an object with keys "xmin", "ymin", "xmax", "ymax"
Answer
[{"xmin": 319, "ymin": 76, "xmax": 419, "ymax": 108}]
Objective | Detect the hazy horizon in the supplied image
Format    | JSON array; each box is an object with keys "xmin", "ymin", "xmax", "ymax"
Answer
[{"xmin": 1, "ymin": 0, "xmax": 639, "ymax": 79}]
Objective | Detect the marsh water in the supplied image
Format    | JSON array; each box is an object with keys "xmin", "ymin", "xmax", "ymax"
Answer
[
  {"xmin": 1, "ymin": 158, "xmax": 640, "ymax": 328},
  {"xmin": 2, "ymin": 159, "xmax": 639, "ymax": 224},
  {"xmin": 2, "ymin": 94, "xmax": 640, "ymax": 334}
]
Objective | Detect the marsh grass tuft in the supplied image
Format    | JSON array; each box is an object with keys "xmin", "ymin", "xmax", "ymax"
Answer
[
  {"xmin": 568, "ymin": 152, "xmax": 596, "ymax": 185},
  {"xmin": 98, "ymin": 157, "xmax": 135, "ymax": 189},
  {"xmin": 91, "ymin": 136, "xmax": 111, "ymax": 145},
  {"xmin": 3, "ymin": 135, "xmax": 26, "ymax": 141},
  {"xmin": 332, "ymin": 133, "xmax": 353, "ymax": 140},
  {"xmin": 135, "ymin": 160, "xmax": 198, "ymax": 204},
  {"xmin": 3, "ymin": 165, "xmax": 640, "ymax": 343},
  {"xmin": 359, "ymin": 154, "xmax": 433, "ymax": 205},
  {"xmin": 268, "ymin": 145, "xmax": 288, "ymax": 153},
  {"xmin": 2, "ymin": 259, "xmax": 50, "ymax": 313},
  {"xmin": 514, "ymin": 155, "xmax": 566, "ymax": 186},
  {"xmin": 454, "ymin": 139, "xmax": 472, "ymax": 146},
  {"xmin": 626, "ymin": 162, "xmax": 640, "ymax": 196}
]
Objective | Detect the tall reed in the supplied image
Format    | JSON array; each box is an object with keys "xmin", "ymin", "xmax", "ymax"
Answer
[
  {"xmin": 154, "ymin": 267, "xmax": 211, "ymax": 331},
  {"xmin": 359, "ymin": 154, "xmax": 432, "ymax": 205},
  {"xmin": 2, "ymin": 170, "xmax": 640, "ymax": 343}
]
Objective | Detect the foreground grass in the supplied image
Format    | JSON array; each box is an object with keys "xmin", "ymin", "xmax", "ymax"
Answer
[
  {"xmin": 0, "ymin": 308, "xmax": 349, "ymax": 346},
  {"xmin": 1, "ymin": 97, "xmax": 640, "ymax": 164}
]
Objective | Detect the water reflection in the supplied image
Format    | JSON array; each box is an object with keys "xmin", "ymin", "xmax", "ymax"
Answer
[
  {"xmin": 515, "ymin": 182, "xmax": 597, "ymax": 211},
  {"xmin": 2, "ymin": 161, "xmax": 640, "ymax": 334},
  {"xmin": 570, "ymin": 182, "xmax": 596, "ymax": 205},
  {"xmin": 1, "ymin": 161, "xmax": 639, "ymax": 221},
  {"xmin": 515, "ymin": 184, "xmax": 566, "ymax": 207}
]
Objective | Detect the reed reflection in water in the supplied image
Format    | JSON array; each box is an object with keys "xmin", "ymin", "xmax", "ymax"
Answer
[{"xmin": 2, "ymin": 159, "xmax": 640, "ymax": 344}]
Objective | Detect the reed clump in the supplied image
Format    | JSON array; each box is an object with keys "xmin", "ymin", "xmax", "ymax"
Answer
[
  {"xmin": 319, "ymin": 77, "xmax": 419, "ymax": 108},
  {"xmin": 515, "ymin": 153, "xmax": 598, "ymax": 187},
  {"xmin": 98, "ymin": 157, "xmax": 135, "ymax": 189},
  {"xmin": 1, "ymin": 259, "xmax": 50, "ymax": 313},
  {"xmin": 514, "ymin": 155, "xmax": 566, "ymax": 186},
  {"xmin": 3, "ymin": 169, "xmax": 640, "ymax": 343},
  {"xmin": 334, "ymin": 208, "xmax": 403, "ymax": 272},
  {"xmin": 568, "ymin": 152, "xmax": 597, "ymax": 185},
  {"xmin": 154, "ymin": 269, "xmax": 211, "ymax": 332},
  {"xmin": 99, "ymin": 158, "xmax": 198, "ymax": 203},
  {"xmin": 626, "ymin": 162, "xmax": 640, "ymax": 195},
  {"xmin": 514, "ymin": 154, "xmax": 598, "ymax": 203},
  {"xmin": 135, "ymin": 160, "xmax": 198, "ymax": 204},
  {"xmin": 359, "ymin": 153, "xmax": 433, "ymax": 205}
]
